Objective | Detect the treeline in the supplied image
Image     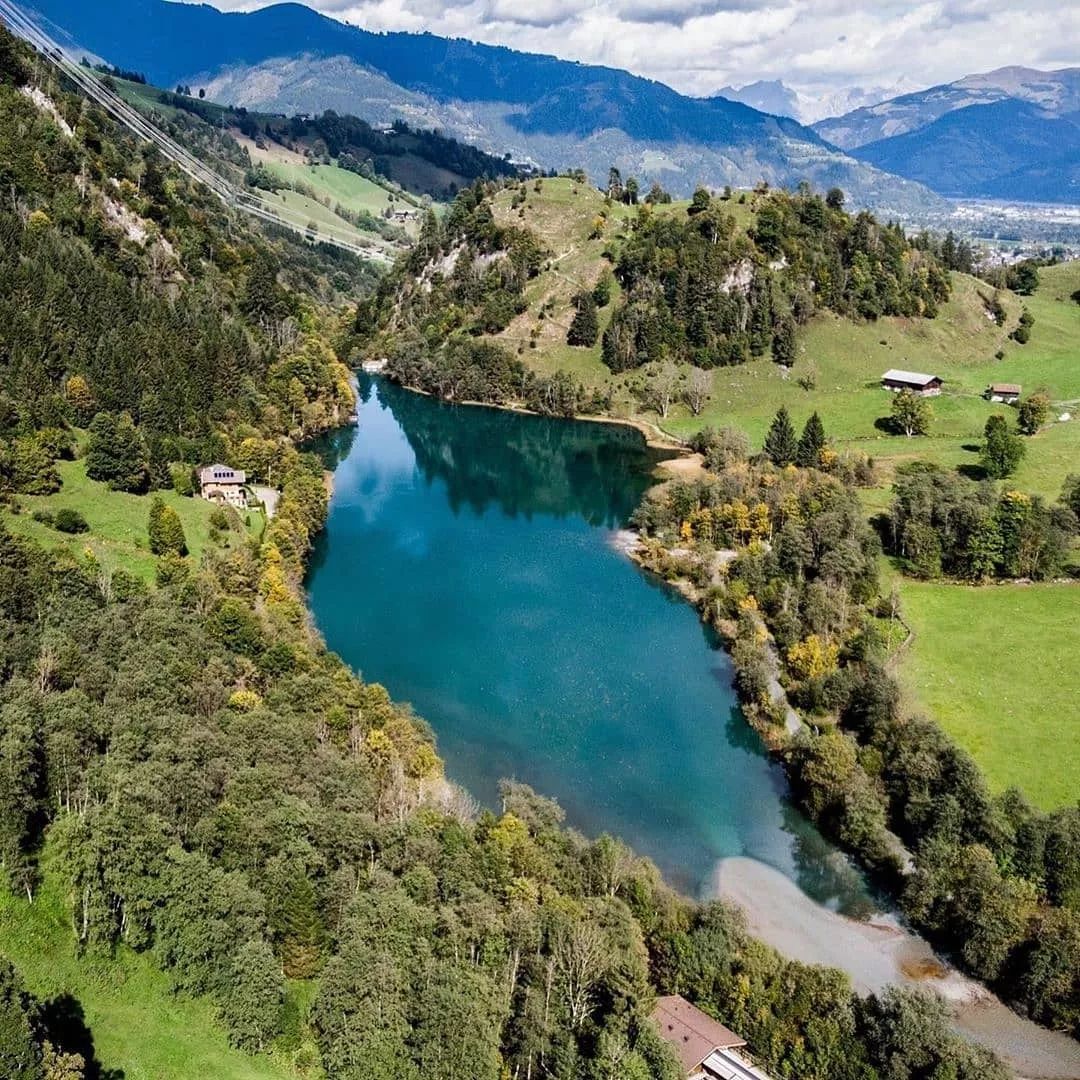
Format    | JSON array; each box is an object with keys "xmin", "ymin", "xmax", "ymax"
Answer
[
  {"xmin": 890, "ymin": 462, "xmax": 1077, "ymax": 581},
  {"xmin": 603, "ymin": 186, "xmax": 951, "ymax": 372},
  {"xmin": 633, "ymin": 431, "xmax": 1080, "ymax": 1037}
]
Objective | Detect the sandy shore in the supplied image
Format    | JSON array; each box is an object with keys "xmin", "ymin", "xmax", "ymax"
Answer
[{"xmin": 714, "ymin": 857, "xmax": 1080, "ymax": 1079}]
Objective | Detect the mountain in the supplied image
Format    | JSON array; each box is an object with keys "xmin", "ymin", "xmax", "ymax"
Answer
[
  {"xmin": 25, "ymin": 0, "xmax": 946, "ymax": 213},
  {"xmin": 814, "ymin": 65, "xmax": 1080, "ymax": 149},
  {"xmin": 716, "ymin": 80, "xmax": 908, "ymax": 125},
  {"xmin": 716, "ymin": 79, "xmax": 802, "ymax": 120},
  {"xmin": 850, "ymin": 99, "xmax": 1080, "ymax": 201}
]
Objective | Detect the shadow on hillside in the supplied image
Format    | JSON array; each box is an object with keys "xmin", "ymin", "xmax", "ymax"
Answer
[
  {"xmin": 38, "ymin": 993, "xmax": 124, "ymax": 1080},
  {"xmin": 958, "ymin": 462, "xmax": 989, "ymax": 481}
]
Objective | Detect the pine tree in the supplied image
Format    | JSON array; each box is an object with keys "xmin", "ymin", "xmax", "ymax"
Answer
[
  {"xmin": 764, "ymin": 406, "xmax": 798, "ymax": 466},
  {"xmin": 796, "ymin": 411, "xmax": 826, "ymax": 468},
  {"xmin": 772, "ymin": 316, "xmax": 797, "ymax": 367},
  {"xmin": 275, "ymin": 874, "xmax": 327, "ymax": 979},
  {"xmin": 567, "ymin": 293, "xmax": 599, "ymax": 347},
  {"xmin": 148, "ymin": 497, "xmax": 188, "ymax": 556}
]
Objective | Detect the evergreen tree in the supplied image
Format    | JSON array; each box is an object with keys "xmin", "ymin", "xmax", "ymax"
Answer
[
  {"xmin": 567, "ymin": 293, "xmax": 599, "ymax": 347},
  {"xmin": 272, "ymin": 873, "xmax": 327, "ymax": 979},
  {"xmin": 796, "ymin": 411, "xmax": 826, "ymax": 468},
  {"xmin": 764, "ymin": 406, "xmax": 798, "ymax": 466},
  {"xmin": 772, "ymin": 316, "xmax": 797, "ymax": 367},
  {"xmin": 148, "ymin": 497, "xmax": 188, "ymax": 556},
  {"xmin": 218, "ymin": 939, "xmax": 284, "ymax": 1052}
]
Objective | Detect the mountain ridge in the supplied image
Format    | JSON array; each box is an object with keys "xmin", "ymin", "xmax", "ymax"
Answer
[{"xmin": 25, "ymin": 0, "xmax": 947, "ymax": 212}]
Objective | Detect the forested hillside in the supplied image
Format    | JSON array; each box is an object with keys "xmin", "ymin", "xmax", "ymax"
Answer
[
  {"xmin": 355, "ymin": 177, "xmax": 952, "ymax": 413},
  {"xmin": 0, "ymin": 25, "xmax": 1030, "ymax": 1080}
]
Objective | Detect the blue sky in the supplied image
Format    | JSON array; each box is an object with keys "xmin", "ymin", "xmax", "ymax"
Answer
[{"xmin": 189, "ymin": 1, "xmax": 1077, "ymax": 115}]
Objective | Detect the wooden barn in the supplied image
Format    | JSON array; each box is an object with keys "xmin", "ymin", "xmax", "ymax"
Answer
[
  {"xmin": 881, "ymin": 369, "xmax": 942, "ymax": 396},
  {"xmin": 986, "ymin": 382, "xmax": 1022, "ymax": 404}
]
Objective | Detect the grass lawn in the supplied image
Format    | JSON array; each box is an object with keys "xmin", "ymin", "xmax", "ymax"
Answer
[
  {"xmin": 264, "ymin": 161, "xmax": 404, "ymax": 218},
  {"xmin": 0, "ymin": 871, "xmax": 302, "ymax": 1080},
  {"xmin": 0, "ymin": 459, "xmax": 260, "ymax": 582},
  {"xmin": 896, "ymin": 578, "xmax": 1080, "ymax": 811}
]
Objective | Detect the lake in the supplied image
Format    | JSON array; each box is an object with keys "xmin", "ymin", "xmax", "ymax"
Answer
[
  {"xmin": 307, "ymin": 376, "xmax": 870, "ymax": 909},
  {"xmin": 305, "ymin": 377, "xmax": 1080, "ymax": 1076}
]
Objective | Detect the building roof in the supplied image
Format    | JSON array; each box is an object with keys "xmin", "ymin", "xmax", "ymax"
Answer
[
  {"xmin": 199, "ymin": 464, "xmax": 246, "ymax": 485},
  {"xmin": 989, "ymin": 382, "xmax": 1022, "ymax": 395},
  {"xmin": 882, "ymin": 369, "xmax": 940, "ymax": 386},
  {"xmin": 651, "ymin": 996, "xmax": 746, "ymax": 1073}
]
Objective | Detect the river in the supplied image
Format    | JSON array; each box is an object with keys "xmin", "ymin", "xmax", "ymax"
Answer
[{"xmin": 306, "ymin": 376, "xmax": 1080, "ymax": 1079}]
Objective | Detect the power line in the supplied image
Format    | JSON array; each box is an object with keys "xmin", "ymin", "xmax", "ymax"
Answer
[{"xmin": 0, "ymin": 0, "xmax": 392, "ymax": 262}]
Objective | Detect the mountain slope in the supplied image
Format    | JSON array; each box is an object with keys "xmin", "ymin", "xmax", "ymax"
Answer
[
  {"xmin": 26, "ymin": 0, "xmax": 946, "ymax": 211},
  {"xmin": 850, "ymin": 99, "xmax": 1080, "ymax": 201},
  {"xmin": 814, "ymin": 65, "xmax": 1080, "ymax": 149}
]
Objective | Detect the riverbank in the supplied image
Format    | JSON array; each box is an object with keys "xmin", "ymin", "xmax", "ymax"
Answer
[{"xmin": 715, "ymin": 857, "xmax": 1080, "ymax": 1080}]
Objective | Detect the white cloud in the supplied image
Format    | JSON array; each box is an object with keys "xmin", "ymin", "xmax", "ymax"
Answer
[{"xmin": 188, "ymin": 0, "xmax": 1080, "ymax": 109}]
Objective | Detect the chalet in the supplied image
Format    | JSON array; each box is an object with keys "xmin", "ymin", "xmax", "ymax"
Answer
[
  {"xmin": 986, "ymin": 382, "xmax": 1022, "ymax": 404},
  {"xmin": 392, "ymin": 208, "xmax": 417, "ymax": 223},
  {"xmin": 198, "ymin": 464, "xmax": 247, "ymax": 509},
  {"xmin": 651, "ymin": 995, "xmax": 774, "ymax": 1080},
  {"xmin": 881, "ymin": 369, "xmax": 942, "ymax": 396}
]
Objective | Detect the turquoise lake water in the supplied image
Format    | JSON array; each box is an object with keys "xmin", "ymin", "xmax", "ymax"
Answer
[{"xmin": 308, "ymin": 376, "xmax": 871, "ymax": 906}]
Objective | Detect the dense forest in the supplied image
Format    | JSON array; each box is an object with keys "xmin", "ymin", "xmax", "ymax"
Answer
[
  {"xmin": 602, "ymin": 186, "xmax": 951, "ymax": 372},
  {"xmin": 633, "ymin": 417, "xmax": 1080, "ymax": 1038},
  {"xmin": 0, "ymin": 25, "xmax": 1054, "ymax": 1080}
]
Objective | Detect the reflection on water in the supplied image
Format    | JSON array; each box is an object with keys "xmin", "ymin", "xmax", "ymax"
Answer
[{"xmin": 308, "ymin": 377, "xmax": 875, "ymax": 911}]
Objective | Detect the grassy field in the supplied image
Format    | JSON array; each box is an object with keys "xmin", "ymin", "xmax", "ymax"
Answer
[
  {"xmin": 0, "ymin": 871, "xmax": 303, "ymax": 1080},
  {"xmin": 896, "ymin": 579, "xmax": 1080, "ymax": 810},
  {"xmin": 1, "ymin": 459, "xmax": 259, "ymax": 582}
]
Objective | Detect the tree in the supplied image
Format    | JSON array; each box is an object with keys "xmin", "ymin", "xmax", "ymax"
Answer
[
  {"xmin": 64, "ymin": 375, "xmax": 96, "ymax": 425},
  {"xmin": 796, "ymin": 411, "xmax": 826, "ymax": 468},
  {"xmin": 771, "ymin": 316, "xmax": 797, "ymax": 367},
  {"xmin": 0, "ymin": 961, "xmax": 41, "ymax": 1080},
  {"xmin": 219, "ymin": 939, "xmax": 284, "ymax": 1052},
  {"xmin": 1017, "ymin": 392, "xmax": 1050, "ymax": 435},
  {"xmin": 592, "ymin": 270, "xmax": 614, "ymax": 308},
  {"xmin": 85, "ymin": 413, "xmax": 149, "ymax": 493},
  {"xmin": 1012, "ymin": 261, "xmax": 1039, "ymax": 296},
  {"xmin": 981, "ymin": 414, "xmax": 1025, "ymax": 479},
  {"xmin": 624, "ymin": 176, "xmax": 639, "ymax": 205},
  {"xmin": 567, "ymin": 292, "xmax": 599, "ymax": 347},
  {"xmin": 764, "ymin": 406, "xmax": 798, "ymax": 465},
  {"xmin": 643, "ymin": 363, "xmax": 680, "ymax": 418},
  {"xmin": 683, "ymin": 368, "xmax": 711, "ymax": 416},
  {"xmin": 890, "ymin": 390, "xmax": 932, "ymax": 437},
  {"xmin": 688, "ymin": 186, "xmax": 711, "ymax": 215},
  {"xmin": 826, "ymin": 187, "xmax": 845, "ymax": 210},
  {"xmin": 606, "ymin": 166, "xmax": 623, "ymax": 202},
  {"xmin": 148, "ymin": 497, "xmax": 188, "ymax": 556}
]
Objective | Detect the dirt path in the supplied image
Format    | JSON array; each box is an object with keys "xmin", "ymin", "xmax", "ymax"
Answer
[{"xmin": 714, "ymin": 857, "xmax": 1080, "ymax": 1079}]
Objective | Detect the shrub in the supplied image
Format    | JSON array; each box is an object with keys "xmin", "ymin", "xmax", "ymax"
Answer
[{"xmin": 53, "ymin": 508, "xmax": 89, "ymax": 534}]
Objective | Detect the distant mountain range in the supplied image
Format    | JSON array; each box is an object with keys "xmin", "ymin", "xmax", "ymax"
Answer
[
  {"xmin": 716, "ymin": 80, "xmax": 910, "ymax": 126},
  {"xmin": 24, "ymin": 0, "xmax": 945, "ymax": 213},
  {"xmin": 813, "ymin": 67, "xmax": 1080, "ymax": 203}
]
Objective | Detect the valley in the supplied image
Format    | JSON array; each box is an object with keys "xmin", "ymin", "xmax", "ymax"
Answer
[{"xmin": 0, "ymin": 7, "xmax": 1078, "ymax": 1080}]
